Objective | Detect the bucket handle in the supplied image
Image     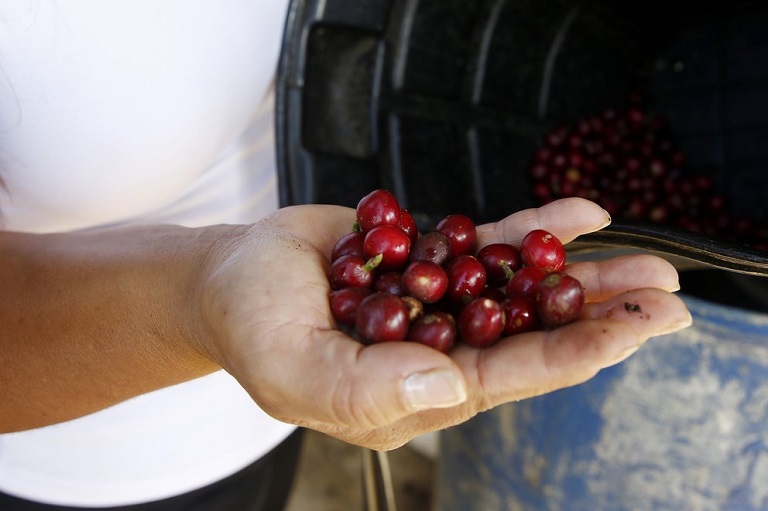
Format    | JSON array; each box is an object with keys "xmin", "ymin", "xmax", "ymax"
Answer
[{"xmin": 570, "ymin": 222, "xmax": 768, "ymax": 277}]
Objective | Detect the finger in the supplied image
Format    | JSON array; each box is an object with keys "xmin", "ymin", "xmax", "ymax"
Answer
[
  {"xmin": 452, "ymin": 287, "xmax": 691, "ymax": 408},
  {"xmin": 476, "ymin": 197, "xmax": 611, "ymax": 248},
  {"xmin": 337, "ymin": 288, "xmax": 692, "ymax": 447},
  {"xmin": 565, "ymin": 254, "xmax": 681, "ymax": 302},
  {"xmin": 580, "ymin": 287, "xmax": 692, "ymax": 337}
]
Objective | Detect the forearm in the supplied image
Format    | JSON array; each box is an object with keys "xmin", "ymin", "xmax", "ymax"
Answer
[{"xmin": 0, "ymin": 223, "xmax": 246, "ymax": 432}]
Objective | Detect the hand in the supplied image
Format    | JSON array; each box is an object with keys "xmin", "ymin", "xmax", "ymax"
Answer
[{"xmin": 200, "ymin": 198, "xmax": 692, "ymax": 451}]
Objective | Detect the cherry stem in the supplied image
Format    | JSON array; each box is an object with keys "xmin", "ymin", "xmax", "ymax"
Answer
[
  {"xmin": 364, "ymin": 253, "xmax": 383, "ymax": 272},
  {"xmin": 500, "ymin": 261, "xmax": 515, "ymax": 281}
]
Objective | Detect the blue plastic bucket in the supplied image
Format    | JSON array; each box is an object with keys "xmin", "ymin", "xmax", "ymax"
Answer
[{"xmin": 436, "ymin": 294, "xmax": 768, "ymax": 511}]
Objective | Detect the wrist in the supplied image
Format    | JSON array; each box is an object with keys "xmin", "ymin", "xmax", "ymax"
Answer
[{"xmin": 188, "ymin": 223, "xmax": 253, "ymax": 370}]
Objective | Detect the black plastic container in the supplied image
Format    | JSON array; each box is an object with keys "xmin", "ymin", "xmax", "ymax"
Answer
[
  {"xmin": 277, "ymin": 0, "xmax": 768, "ymax": 224},
  {"xmin": 276, "ymin": 0, "xmax": 768, "ymax": 308}
]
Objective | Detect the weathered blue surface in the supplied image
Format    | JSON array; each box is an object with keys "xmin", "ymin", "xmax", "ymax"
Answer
[{"xmin": 436, "ymin": 294, "xmax": 768, "ymax": 511}]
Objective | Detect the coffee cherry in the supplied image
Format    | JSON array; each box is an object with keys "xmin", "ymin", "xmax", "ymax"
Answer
[
  {"xmin": 409, "ymin": 312, "xmax": 457, "ymax": 353},
  {"xmin": 363, "ymin": 225, "xmax": 412, "ymax": 271},
  {"xmin": 401, "ymin": 260, "xmax": 448, "ymax": 304},
  {"xmin": 410, "ymin": 231, "xmax": 451, "ymax": 265},
  {"xmin": 356, "ymin": 189, "xmax": 401, "ymax": 232},
  {"xmin": 398, "ymin": 208, "xmax": 419, "ymax": 244},
  {"xmin": 355, "ymin": 292, "xmax": 410, "ymax": 343},
  {"xmin": 520, "ymin": 229, "xmax": 566, "ymax": 272},
  {"xmin": 502, "ymin": 297, "xmax": 540, "ymax": 335},
  {"xmin": 328, "ymin": 254, "xmax": 379, "ymax": 289},
  {"xmin": 328, "ymin": 189, "xmax": 589, "ymax": 352},
  {"xmin": 373, "ymin": 271, "xmax": 405, "ymax": 296},
  {"xmin": 331, "ymin": 231, "xmax": 366, "ymax": 261},
  {"xmin": 445, "ymin": 255, "xmax": 487, "ymax": 303},
  {"xmin": 526, "ymin": 100, "xmax": 767, "ymax": 251},
  {"xmin": 436, "ymin": 214, "xmax": 477, "ymax": 256},
  {"xmin": 537, "ymin": 273, "xmax": 585, "ymax": 328},
  {"xmin": 505, "ymin": 266, "xmax": 547, "ymax": 300},
  {"xmin": 476, "ymin": 243, "xmax": 522, "ymax": 287},
  {"xmin": 330, "ymin": 287, "xmax": 374, "ymax": 326},
  {"xmin": 457, "ymin": 298, "xmax": 505, "ymax": 348}
]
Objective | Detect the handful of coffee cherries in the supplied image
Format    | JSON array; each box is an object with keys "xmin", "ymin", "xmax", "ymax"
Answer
[{"xmin": 328, "ymin": 189, "xmax": 585, "ymax": 352}]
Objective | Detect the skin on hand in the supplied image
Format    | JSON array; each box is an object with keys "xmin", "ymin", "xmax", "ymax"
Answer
[{"xmin": 200, "ymin": 198, "xmax": 692, "ymax": 451}]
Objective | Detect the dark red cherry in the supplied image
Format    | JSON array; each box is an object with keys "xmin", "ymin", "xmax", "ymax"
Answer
[
  {"xmin": 444, "ymin": 255, "xmax": 487, "ymax": 303},
  {"xmin": 501, "ymin": 297, "xmax": 540, "ymax": 335},
  {"xmin": 328, "ymin": 255, "xmax": 379, "ymax": 289},
  {"xmin": 457, "ymin": 298, "xmax": 505, "ymax": 348},
  {"xmin": 329, "ymin": 287, "xmax": 374, "ymax": 326},
  {"xmin": 505, "ymin": 266, "xmax": 547, "ymax": 300},
  {"xmin": 363, "ymin": 225, "xmax": 412, "ymax": 271},
  {"xmin": 476, "ymin": 243, "xmax": 522, "ymax": 287},
  {"xmin": 408, "ymin": 312, "xmax": 457, "ymax": 353},
  {"xmin": 331, "ymin": 231, "xmax": 366, "ymax": 261},
  {"xmin": 436, "ymin": 214, "xmax": 477, "ymax": 256},
  {"xmin": 355, "ymin": 292, "xmax": 410, "ymax": 343},
  {"xmin": 401, "ymin": 261, "xmax": 449, "ymax": 304},
  {"xmin": 520, "ymin": 229, "xmax": 566, "ymax": 272},
  {"xmin": 356, "ymin": 189, "xmax": 401, "ymax": 232},
  {"xmin": 537, "ymin": 273, "xmax": 585, "ymax": 328}
]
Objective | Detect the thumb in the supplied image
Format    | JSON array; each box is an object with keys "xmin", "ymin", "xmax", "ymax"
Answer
[
  {"xmin": 354, "ymin": 341, "xmax": 468, "ymax": 420},
  {"xmin": 256, "ymin": 334, "xmax": 468, "ymax": 431}
]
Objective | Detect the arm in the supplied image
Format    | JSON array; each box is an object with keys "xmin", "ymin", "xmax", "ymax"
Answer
[
  {"xmin": 1, "ymin": 198, "xmax": 692, "ymax": 451},
  {"xmin": 0, "ymin": 224, "xmax": 244, "ymax": 431}
]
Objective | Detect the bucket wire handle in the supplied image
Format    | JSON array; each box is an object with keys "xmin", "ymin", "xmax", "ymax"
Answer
[
  {"xmin": 362, "ymin": 447, "xmax": 397, "ymax": 511},
  {"xmin": 570, "ymin": 223, "xmax": 768, "ymax": 277}
]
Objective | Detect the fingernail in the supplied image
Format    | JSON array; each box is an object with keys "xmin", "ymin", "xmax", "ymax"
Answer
[
  {"xmin": 589, "ymin": 210, "xmax": 612, "ymax": 233},
  {"xmin": 597, "ymin": 210, "xmax": 612, "ymax": 229},
  {"xmin": 403, "ymin": 368, "xmax": 467, "ymax": 411}
]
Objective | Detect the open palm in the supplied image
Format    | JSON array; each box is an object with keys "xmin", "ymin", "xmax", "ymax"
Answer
[{"xmin": 201, "ymin": 198, "xmax": 691, "ymax": 451}]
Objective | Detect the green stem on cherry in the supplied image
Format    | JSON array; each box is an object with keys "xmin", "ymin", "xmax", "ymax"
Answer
[
  {"xmin": 500, "ymin": 261, "xmax": 516, "ymax": 282},
  {"xmin": 363, "ymin": 253, "xmax": 383, "ymax": 272}
]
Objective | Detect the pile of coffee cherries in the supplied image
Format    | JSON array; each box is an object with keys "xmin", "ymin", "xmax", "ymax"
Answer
[
  {"xmin": 328, "ymin": 189, "xmax": 585, "ymax": 352},
  {"xmin": 528, "ymin": 97, "xmax": 767, "ymax": 250}
]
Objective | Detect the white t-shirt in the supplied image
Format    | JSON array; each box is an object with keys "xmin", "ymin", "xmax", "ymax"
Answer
[{"xmin": 0, "ymin": 1, "xmax": 295, "ymax": 506}]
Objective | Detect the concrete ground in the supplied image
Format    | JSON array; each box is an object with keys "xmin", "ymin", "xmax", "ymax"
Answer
[{"xmin": 285, "ymin": 429, "xmax": 435, "ymax": 511}]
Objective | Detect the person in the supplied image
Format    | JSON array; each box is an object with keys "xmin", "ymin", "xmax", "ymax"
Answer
[{"xmin": 0, "ymin": 2, "xmax": 692, "ymax": 510}]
